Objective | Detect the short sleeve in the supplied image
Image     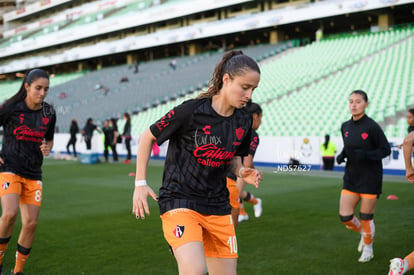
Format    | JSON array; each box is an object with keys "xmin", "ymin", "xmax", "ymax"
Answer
[{"xmin": 149, "ymin": 100, "xmax": 193, "ymax": 145}]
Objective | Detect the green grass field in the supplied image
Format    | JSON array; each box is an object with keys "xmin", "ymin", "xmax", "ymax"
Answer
[{"xmin": 1, "ymin": 159, "xmax": 413, "ymax": 274}]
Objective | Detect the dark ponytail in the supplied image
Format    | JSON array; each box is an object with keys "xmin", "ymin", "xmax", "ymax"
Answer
[
  {"xmin": 197, "ymin": 50, "xmax": 260, "ymax": 99},
  {"xmin": 245, "ymin": 100, "xmax": 262, "ymax": 116},
  {"xmin": 323, "ymin": 134, "xmax": 330, "ymax": 150}
]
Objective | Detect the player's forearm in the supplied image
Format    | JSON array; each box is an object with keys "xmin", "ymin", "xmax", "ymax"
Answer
[
  {"xmin": 230, "ymin": 156, "xmax": 244, "ymax": 178},
  {"xmin": 135, "ymin": 128, "xmax": 156, "ymax": 181},
  {"xmin": 403, "ymin": 132, "xmax": 414, "ymax": 171}
]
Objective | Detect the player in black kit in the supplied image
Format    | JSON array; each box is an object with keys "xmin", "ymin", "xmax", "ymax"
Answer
[
  {"xmin": 132, "ymin": 50, "xmax": 263, "ymax": 275},
  {"xmin": 337, "ymin": 90, "xmax": 390, "ymax": 263},
  {"xmin": 0, "ymin": 69, "xmax": 56, "ymax": 275}
]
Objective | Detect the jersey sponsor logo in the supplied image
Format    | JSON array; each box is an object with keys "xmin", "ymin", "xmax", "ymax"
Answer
[
  {"xmin": 42, "ymin": 117, "xmax": 49, "ymax": 125},
  {"xmin": 193, "ymin": 143, "xmax": 236, "ymax": 167},
  {"xmin": 345, "ymin": 131, "xmax": 349, "ymax": 138},
  {"xmin": 19, "ymin": 114, "xmax": 24, "ymax": 124},
  {"xmin": 194, "ymin": 128, "xmax": 222, "ymax": 147},
  {"xmin": 173, "ymin": 225, "xmax": 185, "ymax": 238},
  {"xmin": 361, "ymin": 132, "xmax": 368, "ymax": 140},
  {"xmin": 13, "ymin": 125, "xmax": 46, "ymax": 142},
  {"xmin": 202, "ymin": 125, "xmax": 211, "ymax": 135},
  {"xmin": 235, "ymin": 127, "xmax": 244, "ymax": 140},
  {"xmin": 156, "ymin": 110, "xmax": 175, "ymax": 131},
  {"xmin": 2, "ymin": 182, "xmax": 10, "ymax": 190}
]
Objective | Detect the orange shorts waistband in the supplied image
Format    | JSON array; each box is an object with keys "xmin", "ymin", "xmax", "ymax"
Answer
[{"xmin": 341, "ymin": 189, "xmax": 379, "ymax": 200}]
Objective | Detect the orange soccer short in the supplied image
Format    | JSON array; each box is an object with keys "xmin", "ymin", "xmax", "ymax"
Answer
[
  {"xmin": 341, "ymin": 189, "xmax": 379, "ymax": 200},
  {"xmin": 0, "ymin": 173, "xmax": 43, "ymax": 206},
  {"xmin": 160, "ymin": 208, "xmax": 238, "ymax": 258},
  {"xmin": 226, "ymin": 177, "xmax": 240, "ymax": 209}
]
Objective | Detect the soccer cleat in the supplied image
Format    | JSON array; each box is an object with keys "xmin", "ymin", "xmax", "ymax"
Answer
[
  {"xmin": 238, "ymin": 213, "xmax": 249, "ymax": 223},
  {"xmin": 253, "ymin": 198, "xmax": 263, "ymax": 218},
  {"xmin": 10, "ymin": 272, "xmax": 24, "ymax": 275},
  {"xmin": 388, "ymin": 258, "xmax": 407, "ymax": 275},
  {"xmin": 357, "ymin": 234, "xmax": 364, "ymax": 252},
  {"xmin": 358, "ymin": 245, "xmax": 374, "ymax": 263}
]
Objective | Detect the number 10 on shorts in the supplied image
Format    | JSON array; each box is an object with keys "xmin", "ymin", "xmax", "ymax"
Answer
[{"xmin": 227, "ymin": 236, "xmax": 238, "ymax": 254}]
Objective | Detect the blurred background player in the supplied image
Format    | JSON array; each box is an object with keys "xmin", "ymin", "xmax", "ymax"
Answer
[
  {"xmin": 336, "ymin": 90, "xmax": 390, "ymax": 263},
  {"xmin": 398, "ymin": 108, "xmax": 414, "ymax": 149},
  {"xmin": 0, "ymin": 69, "xmax": 56, "ymax": 275},
  {"xmin": 237, "ymin": 101, "xmax": 263, "ymax": 223},
  {"xmin": 121, "ymin": 112, "xmax": 132, "ymax": 164},
  {"xmin": 387, "ymin": 131, "xmax": 414, "ymax": 275},
  {"xmin": 102, "ymin": 119, "xmax": 119, "ymax": 162},
  {"xmin": 66, "ymin": 118, "xmax": 79, "ymax": 158},
  {"xmin": 132, "ymin": 50, "xmax": 263, "ymax": 275},
  {"xmin": 320, "ymin": 134, "xmax": 336, "ymax": 171},
  {"xmin": 81, "ymin": 118, "xmax": 101, "ymax": 151}
]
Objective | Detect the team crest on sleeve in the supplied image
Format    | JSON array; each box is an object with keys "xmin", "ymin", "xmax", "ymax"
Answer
[
  {"xmin": 2, "ymin": 182, "xmax": 10, "ymax": 190},
  {"xmin": 173, "ymin": 225, "xmax": 185, "ymax": 238},
  {"xmin": 235, "ymin": 127, "xmax": 244, "ymax": 140}
]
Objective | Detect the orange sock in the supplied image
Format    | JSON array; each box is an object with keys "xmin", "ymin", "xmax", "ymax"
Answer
[
  {"xmin": 0, "ymin": 237, "xmax": 11, "ymax": 265},
  {"xmin": 13, "ymin": 244, "xmax": 31, "ymax": 273},
  {"xmin": 360, "ymin": 219, "xmax": 375, "ymax": 245},
  {"xmin": 404, "ymin": 251, "xmax": 414, "ymax": 271},
  {"xmin": 239, "ymin": 203, "xmax": 247, "ymax": 216},
  {"xmin": 343, "ymin": 216, "xmax": 361, "ymax": 233},
  {"xmin": 246, "ymin": 193, "xmax": 258, "ymax": 205}
]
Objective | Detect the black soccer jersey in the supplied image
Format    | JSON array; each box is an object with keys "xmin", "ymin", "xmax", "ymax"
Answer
[
  {"xmin": 339, "ymin": 115, "xmax": 390, "ymax": 194},
  {"xmin": 0, "ymin": 101, "xmax": 56, "ymax": 180},
  {"xmin": 249, "ymin": 129, "xmax": 260, "ymax": 157},
  {"xmin": 150, "ymin": 98, "xmax": 252, "ymax": 215}
]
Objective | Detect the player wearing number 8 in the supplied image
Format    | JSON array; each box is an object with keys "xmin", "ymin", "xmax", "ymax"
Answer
[
  {"xmin": 0, "ymin": 69, "xmax": 56, "ymax": 275},
  {"xmin": 132, "ymin": 50, "xmax": 263, "ymax": 275}
]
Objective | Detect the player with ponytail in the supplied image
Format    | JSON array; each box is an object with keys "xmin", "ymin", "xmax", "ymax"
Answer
[
  {"xmin": 0, "ymin": 69, "xmax": 56, "ymax": 275},
  {"xmin": 132, "ymin": 50, "xmax": 263, "ymax": 274}
]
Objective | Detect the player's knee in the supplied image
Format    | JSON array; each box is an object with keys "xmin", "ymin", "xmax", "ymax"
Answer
[
  {"xmin": 339, "ymin": 214, "xmax": 354, "ymax": 222},
  {"xmin": 1, "ymin": 210, "xmax": 19, "ymax": 226},
  {"xmin": 359, "ymin": 212, "xmax": 374, "ymax": 220}
]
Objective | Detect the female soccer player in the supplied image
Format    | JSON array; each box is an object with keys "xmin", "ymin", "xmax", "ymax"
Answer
[
  {"xmin": 121, "ymin": 112, "xmax": 132, "ymax": 164},
  {"xmin": 226, "ymin": 101, "xmax": 263, "ymax": 228},
  {"xmin": 320, "ymin": 134, "xmax": 337, "ymax": 171},
  {"xmin": 387, "ymin": 131, "xmax": 414, "ymax": 275},
  {"xmin": 337, "ymin": 90, "xmax": 390, "ymax": 263},
  {"xmin": 236, "ymin": 101, "xmax": 263, "ymax": 224},
  {"xmin": 66, "ymin": 118, "xmax": 79, "ymax": 158},
  {"xmin": 0, "ymin": 69, "xmax": 56, "ymax": 275},
  {"xmin": 132, "ymin": 50, "xmax": 263, "ymax": 275}
]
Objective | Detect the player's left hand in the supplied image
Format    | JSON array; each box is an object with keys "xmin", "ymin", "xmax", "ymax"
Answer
[
  {"xmin": 240, "ymin": 168, "xmax": 262, "ymax": 188},
  {"xmin": 40, "ymin": 140, "xmax": 50, "ymax": 156}
]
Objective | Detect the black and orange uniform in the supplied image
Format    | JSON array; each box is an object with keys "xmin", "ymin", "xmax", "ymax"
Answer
[
  {"xmin": 249, "ymin": 129, "xmax": 259, "ymax": 158},
  {"xmin": 226, "ymin": 129, "xmax": 259, "ymax": 209},
  {"xmin": 339, "ymin": 114, "xmax": 390, "ymax": 195},
  {"xmin": 0, "ymin": 101, "xmax": 56, "ymax": 180},
  {"xmin": 150, "ymin": 98, "xmax": 252, "ymax": 216}
]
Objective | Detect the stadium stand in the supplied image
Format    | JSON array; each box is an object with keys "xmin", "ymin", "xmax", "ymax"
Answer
[
  {"xmin": 47, "ymin": 42, "xmax": 291, "ymax": 132},
  {"xmin": 113, "ymin": 27, "xmax": 414, "ymax": 139}
]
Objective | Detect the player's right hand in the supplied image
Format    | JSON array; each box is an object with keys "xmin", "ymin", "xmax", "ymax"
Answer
[
  {"xmin": 132, "ymin": 185, "xmax": 158, "ymax": 220},
  {"xmin": 406, "ymin": 170, "xmax": 414, "ymax": 184}
]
